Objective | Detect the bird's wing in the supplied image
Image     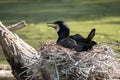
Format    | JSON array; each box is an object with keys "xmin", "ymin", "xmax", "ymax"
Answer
[
  {"xmin": 69, "ymin": 34, "xmax": 86, "ymax": 42},
  {"xmin": 57, "ymin": 37, "xmax": 84, "ymax": 52}
]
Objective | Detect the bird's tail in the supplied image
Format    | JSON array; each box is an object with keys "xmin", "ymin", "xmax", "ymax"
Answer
[{"xmin": 86, "ymin": 28, "xmax": 96, "ymax": 42}]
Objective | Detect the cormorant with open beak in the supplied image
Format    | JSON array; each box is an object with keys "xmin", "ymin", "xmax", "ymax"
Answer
[{"xmin": 47, "ymin": 21, "xmax": 96, "ymax": 52}]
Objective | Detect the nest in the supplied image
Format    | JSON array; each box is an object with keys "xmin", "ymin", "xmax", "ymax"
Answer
[{"xmin": 24, "ymin": 42, "xmax": 120, "ymax": 80}]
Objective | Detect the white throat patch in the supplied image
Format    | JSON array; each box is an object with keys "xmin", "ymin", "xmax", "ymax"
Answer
[{"xmin": 55, "ymin": 24, "xmax": 60, "ymax": 32}]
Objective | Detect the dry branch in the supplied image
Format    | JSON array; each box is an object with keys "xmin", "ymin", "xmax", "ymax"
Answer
[{"xmin": 7, "ymin": 21, "xmax": 27, "ymax": 31}]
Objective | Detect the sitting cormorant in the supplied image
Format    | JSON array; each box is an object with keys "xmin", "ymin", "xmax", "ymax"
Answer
[{"xmin": 47, "ymin": 21, "xmax": 97, "ymax": 52}]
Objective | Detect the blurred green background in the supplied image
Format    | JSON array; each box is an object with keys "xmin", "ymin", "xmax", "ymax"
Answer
[{"xmin": 0, "ymin": 0, "xmax": 120, "ymax": 63}]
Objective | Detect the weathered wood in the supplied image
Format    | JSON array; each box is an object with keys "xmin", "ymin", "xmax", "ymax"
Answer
[
  {"xmin": 0, "ymin": 21, "xmax": 39, "ymax": 80},
  {"xmin": 0, "ymin": 64, "xmax": 11, "ymax": 70},
  {"xmin": 0, "ymin": 70, "xmax": 16, "ymax": 80},
  {"xmin": 7, "ymin": 21, "xmax": 27, "ymax": 31},
  {"xmin": 0, "ymin": 64, "xmax": 15, "ymax": 79},
  {"xmin": 0, "ymin": 21, "xmax": 27, "ymax": 52}
]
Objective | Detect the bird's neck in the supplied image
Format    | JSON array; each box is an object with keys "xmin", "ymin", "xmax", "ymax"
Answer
[
  {"xmin": 57, "ymin": 33, "xmax": 66, "ymax": 42},
  {"xmin": 57, "ymin": 28, "xmax": 70, "ymax": 43}
]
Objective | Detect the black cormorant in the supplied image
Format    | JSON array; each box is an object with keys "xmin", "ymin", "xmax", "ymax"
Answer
[{"xmin": 47, "ymin": 21, "xmax": 97, "ymax": 52}]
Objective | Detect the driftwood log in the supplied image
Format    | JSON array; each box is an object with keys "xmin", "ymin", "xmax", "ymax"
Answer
[
  {"xmin": 0, "ymin": 21, "xmax": 27, "ymax": 51},
  {"xmin": 0, "ymin": 21, "xmax": 27, "ymax": 80},
  {"xmin": 0, "ymin": 21, "xmax": 40, "ymax": 80},
  {"xmin": 0, "ymin": 21, "xmax": 120, "ymax": 80}
]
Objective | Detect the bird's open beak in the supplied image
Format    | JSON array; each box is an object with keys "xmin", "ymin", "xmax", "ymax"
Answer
[
  {"xmin": 47, "ymin": 22, "xmax": 60, "ymax": 32},
  {"xmin": 47, "ymin": 22, "xmax": 56, "ymax": 27}
]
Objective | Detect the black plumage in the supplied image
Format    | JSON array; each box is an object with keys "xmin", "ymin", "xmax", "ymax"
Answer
[{"xmin": 47, "ymin": 21, "xmax": 97, "ymax": 52}]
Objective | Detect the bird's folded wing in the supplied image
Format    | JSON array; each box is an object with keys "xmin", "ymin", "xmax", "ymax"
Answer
[{"xmin": 57, "ymin": 37, "xmax": 84, "ymax": 52}]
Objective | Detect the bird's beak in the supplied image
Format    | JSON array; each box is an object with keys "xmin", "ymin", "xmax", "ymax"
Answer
[
  {"xmin": 47, "ymin": 22, "xmax": 56, "ymax": 28},
  {"xmin": 47, "ymin": 22, "xmax": 60, "ymax": 32}
]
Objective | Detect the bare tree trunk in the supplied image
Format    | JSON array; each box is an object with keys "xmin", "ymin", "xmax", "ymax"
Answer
[
  {"xmin": 0, "ymin": 21, "xmax": 38, "ymax": 80},
  {"xmin": 0, "ymin": 21, "xmax": 27, "ymax": 51}
]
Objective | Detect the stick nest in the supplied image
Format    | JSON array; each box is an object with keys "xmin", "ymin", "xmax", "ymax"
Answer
[{"xmin": 25, "ymin": 42, "xmax": 120, "ymax": 80}]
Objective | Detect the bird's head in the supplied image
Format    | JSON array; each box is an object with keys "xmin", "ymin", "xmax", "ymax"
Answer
[
  {"xmin": 47, "ymin": 21, "xmax": 70, "ymax": 40},
  {"xmin": 47, "ymin": 21, "xmax": 66, "ymax": 32}
]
